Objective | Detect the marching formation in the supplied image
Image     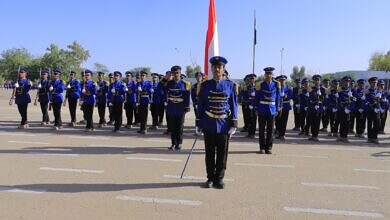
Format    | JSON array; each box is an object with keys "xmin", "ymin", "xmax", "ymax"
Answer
[{"xmin": 7, "ymin": 56, "xmax": 389, "ymax": 189}]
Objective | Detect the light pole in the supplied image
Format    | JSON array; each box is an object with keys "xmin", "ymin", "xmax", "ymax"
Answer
[{"xmin": 280, "ymin": 48, "xmax": 285, "ymax": 75}]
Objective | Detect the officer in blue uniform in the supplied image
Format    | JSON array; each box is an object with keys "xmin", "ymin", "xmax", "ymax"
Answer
[
  {"xmin": 306, "ymin": 75, "xmax": 326, "ymax": 141},
  {"xmin": 124, "ymin": 71, "xmax": 137, "ymax": 129},
  {"xmin": 157, "ymin": 72, "xmax": 170, "ymax": 128},
  {"xmin": 352, "ymin": 79, "xmax": 367, "ymax": 138},
  {"xmin": 35, "ymin": 68, "xmax": 50, "ymax": 125},
  {"xmin": 298, "ymin": 78, "xmax": 310, "ymax": 135},
  {"xmin": 9, "ymin": 67, "xmax": 31, "ymax": 129},
  {"xmin": 96, "ymin": 72, "xmax": 108, "ymax": 128},
  {"xmin": 337, "ymin": 76, "xmax": 353, "ymax": 143},
  {"xmin": 239, "ymin": 75, "xmax": 250, "ymax": 133},
  {"xmin": 255, "ymin": 67, "xmax": 280, "ymax": 154},
  {"xmin": 108, "ymin": 71, "xmax": 127, "ymax": 132},
  {"xmin": 378, "ymin": 79, "xmax": 389, "ymax": 134},
  {"xmin": 136, "ymin": 71, "xmax": 153, "ymax": 134},
  {"xmin": 349, "ymin": 79, "xmax": 357, "ymax": 134},
  {"xmin": 166, "ymin": 66, "xmax": 191, "ymax": 151},
  {"xmin": 326, "ymin": 79, "xmax": 340, "ymax": 137},
  {"xmin": 275, "ymin": 75, "xmax": 293, "ymax": 141},
  {"xmin": 191, "ymin": 72, "xmax": 205, "ymax": 134},
  {"xmin": 366, "ymin": 77, "xmax": 381, "ymax": 144},
  {"xmin": 49, "ymin": 68, "xmax": 65, "ymax": 130},
  {"xmin": 198, "ymin": 56, "xmax": 238, "ymax": 189},
  {"xmin": 65, "ymin": 71, "xmax": 81, "ymax": 127},
  {"xmin": 244, "ymin": 73, "xmax": 257, "ymax": 139},
  {"xmin": 81, "ymin": 69, "xmax": 96, "ymax": 131},
  {"xmin": 320, "ymin": 79, "xmax": 331, "ymax": 132},
  {"xmin": 150, "ymin": 73, "xmax": 161, "ymax": 129},
  {"xmin": 107, "ymin": 73, "xmax": 115, "ymax": 125},
  {"xmin": 292, "ymin": 78, "xmax": 301, "ymax": 131}
]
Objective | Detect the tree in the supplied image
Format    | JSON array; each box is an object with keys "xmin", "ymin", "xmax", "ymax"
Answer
[
  {"xmin": 93, "ymin": 62, "xmax": 109, "ymax": 73},
  {"xmin": 369, "ymin": 51, "xmax": 390, "ymax": 72},
  {"xmin": 290, "ymin": 65, "xmax": 306, "ymax": 81},
  {"xmin": 0, "ymin": 48, "xmax": 33, "ymax": 80},
  {"xmin": 185, "ymin": 65, "xmax": 202, "ymax": 78},
  {"xmin": 129, "ymin": 67, "xmax": 151, "ymax": 76}
]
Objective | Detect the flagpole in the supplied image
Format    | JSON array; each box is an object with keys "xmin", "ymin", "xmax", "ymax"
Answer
[{"xmin": 252, "ymin": 10, "xmax": 257, "ymax": 74}]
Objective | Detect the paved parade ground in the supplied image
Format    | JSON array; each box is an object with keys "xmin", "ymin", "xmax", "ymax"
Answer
[{"xmin": 0, "ymin": 90, "xmax": 389, "ymax": 220}]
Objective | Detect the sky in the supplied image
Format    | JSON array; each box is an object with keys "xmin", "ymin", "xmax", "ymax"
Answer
[{"xmin": 0, "ymin": 0, "xmax": 389, "ymax": 79}]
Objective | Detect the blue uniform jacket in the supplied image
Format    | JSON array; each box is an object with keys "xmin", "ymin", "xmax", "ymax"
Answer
[
  {"xmin": 352, "ymin": 88, "xmax": 367, "ymax": 112},
  {"xmin": 365, "ymin": 88, "xmax": 381, "ymax": 112},
  {"xmin": 81, "ymin": 80, "xmax": 97, "ymax": 105},
  {"xmin": 15, "ymin": 79, "xmax": 31, "ymax": 105},
  {"xmin": 198, "ymin": 79, "xmax": 238, "ymax": 134},
  {"xmin": 96, "ymin": 80, "xmax": 108, "ymax": 105},
  {"xmin": 66, "ymin": 79, "xmax": 81, "ymax": 100},
  {"xmin": 337, "ymin": 88, "xmax": 353, "ymax": 112},
  {"xmin": 136, "ymin": 80, "xmax": 153, "ymax": 106},
  {"xmin": 50, "ymin": 79, "xmax": 65, "ymax": 103},
  {"xmin": 37, "ymin": 79, "xmax": 50, "ymax": 103},
  {"xmin": 125, "ymin": 80, "xmax": 137, "ymax": 104},
  {"xmin": 255, "ymin": 80, "xmax": 280, "ymax": 117},
  {"xmin": 280, "ymin": 85, "xmax": 293, "ymax": 111},
  {"xmin": 108, "ymin": 80, "xmax": 127, "ymax": 104},
  {"xmin": 151, "ymin": 81, "xmax": 162, "ymax": 104},
  {"xmin": 308, "ymin": 86, "xmax": 326, "ymax": 113},
  {"xmin": 166, "ymin": 79, "xmax": 191, "ymax": 117}
]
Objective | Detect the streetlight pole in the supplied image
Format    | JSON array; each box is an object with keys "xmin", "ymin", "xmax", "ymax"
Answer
[{"xmin": 280, "ymin": 48, "xmax": 285, "ymax": 75}]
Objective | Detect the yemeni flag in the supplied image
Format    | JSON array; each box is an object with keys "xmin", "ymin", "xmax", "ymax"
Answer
[{"xmin": 204, "ymin": 0, "xmax": 219, "ymax": 76}]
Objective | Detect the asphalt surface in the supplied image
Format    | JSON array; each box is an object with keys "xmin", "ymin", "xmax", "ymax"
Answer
[{"xmin": 0, "ymin": 90, "xmax": 389, "ymax": 220}]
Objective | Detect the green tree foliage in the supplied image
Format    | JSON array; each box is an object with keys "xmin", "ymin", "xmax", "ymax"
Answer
[
  {"xmin": 93, "ymin": 62, "xmax": 110, "ymax": 74},
  {"xmin": 369, "ymin": 51, "xmax": 390, "ymax": 72},
  {"xmin": 185, "ymin": 65, "xmax": 202, "ymax": 78},
  {"xmin": 129, "ymin": 67, "xmax": 151, "ymax": 76},
  {"xmin": 0, "ymin": 48, "xmax": 33, "ymax": 80}
]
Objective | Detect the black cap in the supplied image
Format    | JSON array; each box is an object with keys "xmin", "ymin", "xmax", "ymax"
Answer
[
  {"xmin": 312, "ymin": 74, "xmax": 321, "ymax": 80},
  {"xmin": 19, "ymin": 67, "xmax": 28, "ymax": 73},
  {"xmin": 97, "ymin": 71, "xmax": 105, "ymax": 76},
  {"xmin": 53, "ymin": 67, "xmax": 62, "ymax": 75},
  {"xmin": 84, "ymin": 69, "xmax": 93, "ymax": 75},
  {"xmin": 108, "ymin": 73, "xmax": 114, "ymax": 78},
  {"xmin": 171, "ymin": 66, "xmax": 182, "ymax": 72},
  {"xmin": 41, "ymin": 68, "xmax": 49, "ymax": 75},
  {"xmin": 140, "ymin": 71, "xmax": 148, "ymax": 76},
  {"xmin": 276, "ymin": 75, "xmax": 287, "ymax": 80},
  {"xmin": 341, "ymin": 76, "xmax": 352, "ymax": 82},
  {"xmin": 125, "ymin": 71, "xmax": 133, "ymax": 77},
  {"xmin": 114, "ymin": 71, "xmax": 122, "ymax": 77},
  {"xmin": 151, "ymin": 73, "xmax": 159, "ymax": 77},
  {"xmin": 357, "ymin": 79, "xmax": 366, "ymax": 84},
  {"xmin": 69, "ymin": 71, "xmax": 76, "ymax": 76},
  {"xmin": 210, "ymin": 56, "xmax": 228, "ymax": 65},
  {"xmin": 263, "ymin": 67, "xmax": 275, "ymax": 73}
]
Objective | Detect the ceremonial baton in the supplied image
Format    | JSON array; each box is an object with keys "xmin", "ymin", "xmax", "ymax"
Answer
[{"xmin": 180, "ymin": 136, "xmax": 198, "ymax": 179}]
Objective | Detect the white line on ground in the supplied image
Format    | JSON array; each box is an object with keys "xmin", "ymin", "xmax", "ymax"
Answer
[
  {"xmin": 88, "ymin": 144, "xmax": 129, "ymax": 148},
  {"xmin": 67, "ymin": 135, "xmax": 110, "ymax": 140},
  {"xmin": 283, "ymin": 207, "xmax": 384, "ymax": 218},
  {"xmin": 116, "ymin": 195, "xmax": 202, "ymax": 206},
  {"xmin": 0, "ymin": 133, "xmax": 36, "ymax": 137},
  {"xmin": 163, "ymin": 175, "xmax": 234, "ymax": 182},
  {"xmin": 39, "ymin": 167, "xmax": 104, "ymax": 174},
  {"xmin": 301, "ymin": 182, "xmax": 380, "ymax": 190},
  {"xmin": 142, "ymin": 139, "xmax": 171, "ymax": 143},
  {"xmin": 354, "ymin": 168, "xmax": 390, "ymax": 173},
  {"xmin": 278, "ymin": 154, "xmax": 329, "ymax": 159},
  {"xmin": 0, "ymin": 186, "xmax": 45, "ymax": 194},
  {"xmin": 234, "ymin": 163, "xmax": 295, "ymax": 168},
  {"xmin": 311, "ymin": 146, "xmax": 361, "ymax": 151},
  {"xmin": 8, "ymin": 141, "xmax": 50, "ymax": 145},
  {"xmin": 126, "ymin": 157, "xmax": 182, "ymax": 162},
  {"xmin": 28, "ymin": 153, "xmax": 80, "ymax": 157}
]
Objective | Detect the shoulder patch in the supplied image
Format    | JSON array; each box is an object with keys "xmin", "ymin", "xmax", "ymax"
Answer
[{"xmin": 183, "ymin": 80, "xmax": 191, "ymax": 91}]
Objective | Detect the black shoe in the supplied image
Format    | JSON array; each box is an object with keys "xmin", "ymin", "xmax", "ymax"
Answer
[
  {"xmin": 164, "ymin": 130, "xmax": 170, "ymax": 135},
  {"xmin": 240, "ymin": 128, "xmax": 248, "ymax": 132},
  {"xmin": 257, "ymin": 150, "xmax": 265, "ymax": 154},
  {"xmin": 246, "ymin": 134, "xmax": 255, "ymax": 139},
  {"xmin": 213, "ymin": 180, "xmax": 225, "ymax": 189},
  {"xmin": 175, "ymin": 145, "xmax": 182, "ymax": 151},
  {"xmin": 265, "ymin": 150, "xmax": 272, "ymax": 154},
  {"xmin": 168, "ymin": 145, "xmax": 175, "ymax": 151},
  {"xmin": 202, "ymin": 180, "xmax": 213, "ymax": 188},
  {"xmin": 293, "ymin": 127, "xmax": 300, "ymax": 131}
]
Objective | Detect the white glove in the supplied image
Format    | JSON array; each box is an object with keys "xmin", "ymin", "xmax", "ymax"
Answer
[
  {"xmin": 150, "ymin": 88, "xmax": 154, "ymax": 93},
  {"xmin": 361, "ymin": 95, "xmax": 366, "ymax": 100},
  {"xmin": 305, "ymin": 93, "xmax": 309, "ymax": 97},
  {"xmin": 82, "ymin": 88, "xmax": 86, "ymax": 93},
  {"xmin": 96, "ymin": 85, "xmax": 100, "ymax": 90},
  {"xmin": 111, "ymin": 88, "xmax": 116, "ymax": 94},
  {"xmin": 358, "ymin": 108, "xmax": 364, "ymax": 113},
  {"xmin": 195, "ymin": 127, "xmax": 202, "ymax": 135},
  {"xmin": 108, "ymin": 102, "xmax": 113, "ymax": 107},
  {"xmin": 295, "ymin": 104, "xmax": 300, "ymax": 108},
  {"xmin": 49, "ymin": 86, "xmax": 54, "ymax": 91},
  {"xmin": 136, "ymin": 103, "xmax": 140, "ymax": 107},
  {"xmin": 304, "ymin": 107, "xmax": 308, "ymax": 111},
  {"xmin": 228, "ymin": 127, "xmax": 237, "ymax": 136},
  {"xmin": 315, "ymin": 105, "xmax": 319, "ymax": 110},
  {"xmin": 332, "ymin": 108, "xmax": 338, "ymax": 113},
  {"xmin": 374, "ymin": 108, "xmax": 380, "ymax": 113},
  {"xmin": 249, "ymin": 105, "xmax": 254, "ymax": 110},
  {"xmin": 281, "ymin": 92, "xmax": 285, "ymax": 97},
  {"xmin": 250, "ymin": 92, "xmax": 255, "ymax": 97},
  {"xmin": 323, "ymin": 106, "xmax": 326, "ymax": 110},
  {"xmin": 380, "ymin": 108, "xmax": 385, "ymax": 113},
  {"xmin": 138, "ymin": 86, "xmax": 142, "ymax": 92},
  {"xmin": 164, "ymin": 102, "xmax": 168, "ymax": 106},
  {"xmin": 375, "ymin": 93, "xmax": 382, "ymax": 98},
  {"xmin": 194, "ymin": 104, "xmax": 198, "ymax": 109},
  {"xmin": 383, "ymin": 98, "xmax": 388, "ymax": 102},
  {"xmin": 317, "ymin": 90, "xmax": 321, "ymax": 95},
  {"xmin": 348, "ymin": 91, "xmax": 353, "ymax": 97},
  {"xmin": 345, "ymin": 109, "xmax": 351, "ymax": 114},
  {"xmin": 326, "ymin": 95, "xmax": 329, "ymax": 99},
  {"xmin": 125, "ymin": 87, "xmax": 128, "ymax": 92},
  {"xmin": 335, "ymin": 93, "xmax": 339, "ymax": 98},
  {"xmin": 15, "ymin": 82, "xmax": 19, "ymax": 88},
  {"xmin": 67, "ymin": 84, "xmax": 71, "ymax": 89},
  {"xmin": 38, "ymin": 83, "xmax": 42, "ymax": 89}
]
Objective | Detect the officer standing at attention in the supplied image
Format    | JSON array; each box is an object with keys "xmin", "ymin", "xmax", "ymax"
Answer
[
  {"xmin": 108, "ymin": 71, "xmax": 127, "ymax": 132},
  {"xmin": 239, "ymin": 75, "xmax": 250, "ymax": 133},
  {"xmin": 275, "ymin": 75, "xmax": 293, "ymax": 141},
  {"xmin": 124, "ymin": 71, "xmax": 137, "ymax": 129},
  {"xmin": 150, "ymin": 73, "xmax": 161, "ymax": 130},
  {"xmin": 244, "ymin": 73, "xmax": 257, "ymax": 139},
  {"xmin": 292, "ymin": 78, "xmax": 302, "ymax": 131},
  {"xmin": 337, "ymin": 76, "xmax": 353, "ymax": 143},
  {"xmin": 107, "ymin": 73, "xmax": 115, "ymax": 125},
  {"xmin": 198, "ymin": 56, "xmax": 238, "ymax": 189},
  {"xmin": 320, "ymin": 79, "xmax": 331, "ymax": 132},
  {"xmin": 366, "ymin": 77, "xmax": 381, "ymax": 144},
  {"xmin": 191, "ymin": 72, "xmax": 205, "ymax": 134},
  {"xmin": 306, "ymin": 75, "xmax": 326, "ymax": 141},
  {"xmin": 378, "ymin": 80, "xmax": 389, "ymax": 134},
  {"xmin": 326, "ymin": 79, "xmax": 340, "ymax": 137},
  {"xmin": 49, "ymin": 68, "xmax": 65, "ymax": 130},
  {"xmin": 298, "ymin": 78, "xmax": 310, "ymax": 136},
  {"xmin": 96, "ymin": 72, "xmax": 108, "ymax": 128},
  {"xmin": 166, "ymin": 66, "xmax": 191, "ymax": 151},
  {"xmin": 81, "ymin": 69, "xmax": 97, "ymax": 131},
  {"xmin": 9, "ymin": 67, "xmax": 31, "ymax": 129},
  {"xmin": 35, "ymin": 68, "xmax": 51, "ymax": 126},
  {"xmin": 64, "ymin": 71, "xmax": 81, "ymax": 127},
  {"xmin": 156, "ymin": 73, "xmax": 169, "ymax": 127},
  {"xmin": 255, "ymin": 67, "xmax": 280, "ymax": 154},
  {"xmin": 136, "ymin": 71, "xmax": 153, "ymax": 134},
  {"xmin": 352, "ymin": 79, "xmax": 367, "ymax": 138}
]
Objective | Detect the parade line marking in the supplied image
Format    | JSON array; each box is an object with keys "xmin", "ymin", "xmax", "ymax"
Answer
[
  {"xmin": 278, "ymin": 154, "xmax": 329, "ymax": 159},
  {"xmin": 0, "ymin": 132, "xmax": 36, "ymax": 137},
  {"xmin": 301, "ymin": 182, "xmax": 380, "ymax": 190},
  {"xmin": 311, "ymin": 146, "xmax": 362, "ymax": 151},
  {"xmin": 116, "ymin": 195, "xmax": 202, "ymax": 206},
  {"xmin": 28, "ymin": 153, "xmax": 80, "ymax": 157},
  {"xmin": 354, "ymin": 168, "xmax": 390, "ymax": 174},
  {"xmin": 0, "ymin": 186, "xmax": 45, "ymax": 194},
  {"xmin": 8, "ymin": 141, "xmax": 50, "ymax": 145},
  {"xmin": 283, "ymin": 207, "xmax": 384, "ymax": 218},
  {"xmin": 163, "ymin": 175, "xmax": 235, "ymax": 182},
  {"xmin": 126, "ymin": 157, "xmax": 182, "ymax": 162},
  {"xmin": 39, "ymin": 167, "xmax": 104, "ymax": 174},
  {"xmin": 234, "ymin": 163, "xmax": 295, "ymax": 169}
]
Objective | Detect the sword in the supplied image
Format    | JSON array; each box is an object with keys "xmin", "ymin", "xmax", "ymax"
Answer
[{"xmin": 180, "ymin": 136, "xmax": 198, "ymax": 179}]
